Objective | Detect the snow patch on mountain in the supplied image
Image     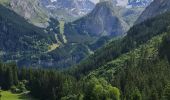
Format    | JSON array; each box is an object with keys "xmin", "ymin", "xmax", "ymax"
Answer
[
  {"xmin": 116, "ymin": 0, "xmax": 128, "ymax": 7},
  {"xmin": 50, "ymin": 0, "xmax": 57, "ymax": 2},
  {"xmin": 90, "ymin": 0, "xmax": 100, "ymax": 4}
]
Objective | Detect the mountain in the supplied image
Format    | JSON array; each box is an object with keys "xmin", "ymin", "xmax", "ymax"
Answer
[
  {"xmin": 0, "ymin": 0, "xmax": 96, "ymax": 24},
  {"xmin": 65, "ymin": 1, "xmax": 128, "ymax": 38},
  {"xmin": 0, "ymin": 0, "xmax": 153, "ymax": 26},
  {"xmin": 136, "ymin": 0, "xmax": 170, "ymax": 24},
  {"xmin": 64, "ymin": 0, "xmax": 149, "ymax": 43},
  {"xmin": 40, "ymin": 0, "xmax": 96, "ymax": 22}
]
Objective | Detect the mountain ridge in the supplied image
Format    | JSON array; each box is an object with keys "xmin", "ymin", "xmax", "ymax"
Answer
[{"xmin": 136, "ymin": 0, "xmax": 170, "ymax": 24}]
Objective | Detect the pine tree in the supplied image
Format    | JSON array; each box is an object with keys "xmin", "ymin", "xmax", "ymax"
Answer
[
  {"xmin": 131, "ymin": 88, "xmax": 142, "ymax": 100},
  {"xmin": 163, "ymin": 83, "xmax": 170, "ymax": 100},
  {"xmin": 11, "ymin": 63, "xmax": 18, "ymax": 85},
  {"xmin": 6, "ymin": 67, "xmax": 13, "ymax": 89},
  {"xmin": 0, "ymin": 62, "xmax": 3, "ymax": 88}
]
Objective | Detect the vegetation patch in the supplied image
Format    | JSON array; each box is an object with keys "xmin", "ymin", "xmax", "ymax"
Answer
[{"xmin": 0, "ymin": 91, "xmax": 36, "ymax": 100}]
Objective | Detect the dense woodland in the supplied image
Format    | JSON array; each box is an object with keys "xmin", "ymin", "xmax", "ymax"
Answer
[{"xmin": 0, "ymin": 34, "xmax": 170, "ymax": 100}]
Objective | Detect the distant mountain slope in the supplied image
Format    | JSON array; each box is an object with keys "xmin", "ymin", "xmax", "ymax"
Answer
[
  {"xmin": 0, "ymin": 0, "xmax": 49, "ymax": 27},
  {"xmin": 0, "ymin": 5, "xmax": 56, "ymax": 66},
  {"xmin": 40, "ymin": 0, "xmax": 96, "ymax": 22},
  {"xmin": 64, "ymin": 1, "xmax": 128, "ymax": 43},
  {"xmin": 136, "ymin": 0, "xmax": 170, "ymax": 24},
  {"xmin": 64, "ymin": 1, "xmax": 149, "ymax": 43}
]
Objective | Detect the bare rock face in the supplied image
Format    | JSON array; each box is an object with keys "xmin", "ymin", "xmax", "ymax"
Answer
[
  {"xmin": 136, "ymin": 0, "xmax": 170, "ymax": 24},
  {"xmin": 65, "ymin": 1, "xmax": 129, "ymax": 39},
  {"xmin": 77, "ymin": 1, "xmax": 127, "ymax": 36}
]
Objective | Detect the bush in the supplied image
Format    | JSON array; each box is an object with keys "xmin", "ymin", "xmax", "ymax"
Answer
[{"xmin": 10, "ymin": 86, "xmax": 21, "ymax": 93}]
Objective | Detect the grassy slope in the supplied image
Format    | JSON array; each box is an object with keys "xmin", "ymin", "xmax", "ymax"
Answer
[
  {"xmin": 1, "ymin": 91, "xmax": 36, "ymax": 100},
  {"xmin": 59, "ymin": 20, "xmax": 67, "ymax": 43}
]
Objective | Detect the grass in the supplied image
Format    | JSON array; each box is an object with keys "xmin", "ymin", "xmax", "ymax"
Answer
[
  {"xmin": 0, "ymin": 91, "xmax": 36, "ymax": 100},
  {"xmin": 59, "ymin": 20, "xmax": 67, "ymax": 43},
  {"xmin": 48, "ymin": 43, "xmax": 60, "ymax": 52}
]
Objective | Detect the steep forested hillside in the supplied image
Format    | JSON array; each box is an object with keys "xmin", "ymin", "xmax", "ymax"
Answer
[
  {"xmin": 71, "ymin": 11, "xmax": 170, "ymax": 78},
  {"xmin": 0, "ymin": 5, "xmax": 56, "ymax": 66},
  {"xmin": 0, "ymin": 5, "xmax": 55, "ymax": 51},
  {"xmin": 85, "ymin": 33, "xmax": 170, "ymax": 100}
]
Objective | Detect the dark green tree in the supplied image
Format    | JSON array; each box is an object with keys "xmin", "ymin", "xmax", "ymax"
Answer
[
  {"xmin": 163, "ymin": 83, "xmax": 170, "ymax": 100},
  {"xmin": 6, "ymin": 67, "xmax": 13, "ymax": 89}
]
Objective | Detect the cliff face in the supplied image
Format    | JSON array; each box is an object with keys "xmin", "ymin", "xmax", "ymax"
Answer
[{"xmin": 76, "ymin": 2, "xmax": 127, "ymax": 36}]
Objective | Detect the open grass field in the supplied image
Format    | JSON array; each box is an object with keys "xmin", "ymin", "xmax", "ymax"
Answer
[{"xmin": 0, "ymin": 91, "xmax": 36, "ymax": 100}]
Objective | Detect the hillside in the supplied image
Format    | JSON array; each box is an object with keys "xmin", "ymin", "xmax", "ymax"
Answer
[
  {"xmin": 85, "ymin": 31, "xmax": 170, "ymax": 100},
  {"xmin": 0, "ymin": 5, "xmax": 57, "ymax": 67},
  {"xmin": 136, "ymin": 0, "xmax": 170, "ymax": 24},
  {"xmin": 71, "ymin": 10, "xmax": 170, "ymax": 78}
]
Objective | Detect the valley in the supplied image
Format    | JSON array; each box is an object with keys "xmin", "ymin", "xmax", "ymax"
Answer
[{"xmin": 0, "ymin": 0, "xmax": 170, "ymax": 100}]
